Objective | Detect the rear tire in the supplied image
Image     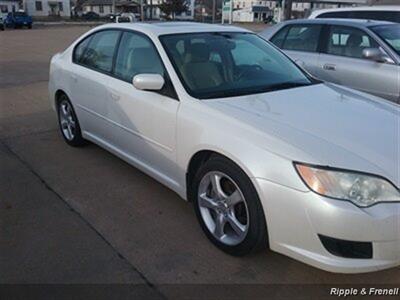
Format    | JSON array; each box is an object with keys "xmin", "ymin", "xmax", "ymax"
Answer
[
  {"xmin": 57, "ymin": 94, "xmax": 86, "ymax": 147},
  {"xmin": 192, "ymin": 155, "xmax": 268, "ymax": 256}
]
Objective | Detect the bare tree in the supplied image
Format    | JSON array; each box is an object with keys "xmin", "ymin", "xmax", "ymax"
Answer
[{"xmin": 160, "ymin": 0, "xmax": 188, "ymax": 19}]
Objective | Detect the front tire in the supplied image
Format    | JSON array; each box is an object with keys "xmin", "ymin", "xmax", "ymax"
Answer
[
  {"xmin": 192, "ymin": 156, "xmax": 268, "ymax": 256},
  {"xmin": 57, "ymin": 94, "xmax": 86, "ymax": 147}
]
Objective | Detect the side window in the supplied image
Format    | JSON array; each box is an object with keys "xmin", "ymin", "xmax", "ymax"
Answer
[
  {"xmin": 326, "ymin": 26, "xmax": 379, "ymax": 59},
  {"xmin": 73, "ymin": 36, "xmax": 92, "ymax": 63},
  {"xmin": 80, "ymin": 30, "xmax": 120, "ymax": 73},
  {"xmin": 318, "ymin": 11, "xmax": 352, "ymax": 19},
  {"xmin": 281, "ymin": 25, "xmax": 322, "ymax": 52},
  {"xmin": 114, "ymin": 31, "xmax": 164, "ymax": 82},
  {"xmin": 270, "ymin": 26, "xmax": 289, "ymax": 48}
]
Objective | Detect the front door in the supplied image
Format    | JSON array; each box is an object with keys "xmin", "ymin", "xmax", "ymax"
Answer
[
  {"xmin": 105, "ymin": 31, "xmax": 180, "ymax": 185},
  {"xmin": 318, "ymin": 25, "xmax": 399, "ymax": 101}
]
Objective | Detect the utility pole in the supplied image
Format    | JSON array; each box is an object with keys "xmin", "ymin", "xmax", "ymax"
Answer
[
  {"xmin": 140, "ymin": 0, "xmax": 144, "ymax": 21},
  {"xmin": 284, "ymin": 0, "xmax": 292, "ymax": 20},
  {"xmin": 150, "ymin": 0, "xmax": 153, "ymax": 20},
  {"xmin": 112, "ymin": 0, "xmax": 116, "ymax": 15},
  {"xmin": 212, "ymin": 0, "xmax": 216, "ymax": 23}
]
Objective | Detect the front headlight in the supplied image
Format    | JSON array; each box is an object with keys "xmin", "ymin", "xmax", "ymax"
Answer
[{"xmin": 294, "ymin": 162, "xmax": 400, "ymax": 207}]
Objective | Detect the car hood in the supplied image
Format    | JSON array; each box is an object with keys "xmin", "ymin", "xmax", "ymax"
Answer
[{"xmin": 204, "ymin": 83, "xmax": 400, "ymax": 187}]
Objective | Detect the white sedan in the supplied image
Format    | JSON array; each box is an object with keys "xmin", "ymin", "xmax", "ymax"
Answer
[{"xmin": 49, "ymin": 22, "xmax": 400, "ymax": 273}]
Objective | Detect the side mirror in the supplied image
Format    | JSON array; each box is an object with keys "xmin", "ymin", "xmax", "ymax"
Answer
[
  {"xmin": 132, "ymin": 74, "xmax": 164, "ymax": 91},
  {"xmin": 362, "ymin": 48, "xmax": 393, "ymax": 64}
]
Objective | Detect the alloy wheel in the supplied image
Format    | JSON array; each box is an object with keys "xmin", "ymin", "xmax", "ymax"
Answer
[
  {"xmin": 197, "ymin": 171, "xmax": 249, "ymax": 246},
  {"xmin": 59, "ymin": 99, "xmax": 76, "ymax": 141}
]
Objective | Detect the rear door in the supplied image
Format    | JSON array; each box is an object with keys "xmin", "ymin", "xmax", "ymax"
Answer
[
  {"xmin": 318, "ymin": 25, "xmax": 399, "ymax": 100},
  {"xmin": 70, "ymin": 30, "xmax": 121, "ymax": 141},
  {"xmin": 270, "ymin": 23, "xmax": 323, "ymax": 76}
]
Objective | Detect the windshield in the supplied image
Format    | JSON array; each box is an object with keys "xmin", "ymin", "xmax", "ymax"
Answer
[
  {"xmin": 14, "ymin": 12, "xmax": 27, "ymax": 17},
  {"xmin": 371, "ymin": 24, "xmax": 400, "ymax": 56},
  {"xmin": 159, "ymin": 32, "xmax": 315, "ymax": 99}
]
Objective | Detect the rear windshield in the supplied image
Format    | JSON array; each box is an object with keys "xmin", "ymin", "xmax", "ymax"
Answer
[
  {"xmin": 317, "ymin": 11, "xmax": 400, "ymax": 23},
  {"xmin": 14, "ymin": 12, "xmax": 28, "ymax": 17}
]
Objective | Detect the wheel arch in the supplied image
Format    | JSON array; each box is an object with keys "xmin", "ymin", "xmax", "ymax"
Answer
[
  {"xmin": 55, "ymin": 89, "xmax": 68, "ymax": 105},
  {"xmin": 185, "ymin": 148, "xmax": 256, "ymax": 202}
]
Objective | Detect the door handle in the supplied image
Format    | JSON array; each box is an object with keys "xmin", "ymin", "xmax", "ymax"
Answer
[
  {"xmin": 323, "ymin": 64, "xmax": 336, "ymax": 71},
  {"xmin": 110, "ymin": 92, "xmax": 120, "ymax": 101}
]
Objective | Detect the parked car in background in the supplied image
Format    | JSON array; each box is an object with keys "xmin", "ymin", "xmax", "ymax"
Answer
[
  {"xmin": 110, "ymin": 12, "xmax": 136, "ymax": 23},
  {"xmin": 116, "ymin": 13, "xmax": 136, "ymax": 23},
  {"xmin": 49, "ymin": 22, "xmax": 400, "ymax": 273},
  {"xmin": 309, "ymin": 6, "xmax": 400, "ymax": 23},
  {"xmin": 82, "ymin": 11, "xmax": 100, "ymax": 20},
  {"xmin": 261, "ymin": 19, "xmax": 400, "ymax": 103},
  {"xmin": 4, "ymin": 11, "xmax": 32, "ymax": 29}
]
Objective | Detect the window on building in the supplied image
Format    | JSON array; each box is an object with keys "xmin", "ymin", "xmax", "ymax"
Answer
[
  {"xmin": 58, "ymin": 2, "xmax": 63, "ymax": 11},
  {"xmin": 35, "ymin": 1, "xmax": 42, "ymax": 11},
  {"xmin": 0, "ymin": 5, "xmax": 8, "ymax": 13},
  {"xmin": 99, "ymin": 5, "xmax": 104, "ymax": 13}
]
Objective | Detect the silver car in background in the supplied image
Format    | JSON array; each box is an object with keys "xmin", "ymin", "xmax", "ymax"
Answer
[
  {"xmin": 260, "ymin": 19, "xmax": 400, "ymax": 103},
  {"xmin": 308, "ymin": 5, "xmax": 400, "ymax": 23}
]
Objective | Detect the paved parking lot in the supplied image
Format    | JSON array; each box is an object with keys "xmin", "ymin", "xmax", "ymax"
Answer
[{"xmin": 1, "ymin": 26, "xmax": 399, "ymax": 299}]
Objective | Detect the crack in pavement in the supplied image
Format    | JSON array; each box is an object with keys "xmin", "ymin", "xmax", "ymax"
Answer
[
  {"xmin": 0, "ymin": 139, "xmax": 168, "ymax": 300},
  {"xmin": 1, "ymin": 128, "xmax": 58, "ymax": 141}
]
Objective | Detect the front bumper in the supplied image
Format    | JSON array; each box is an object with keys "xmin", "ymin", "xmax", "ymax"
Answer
[{"xmin": 254, "ymin": 178, "xmax": 400, "ymax": 273}]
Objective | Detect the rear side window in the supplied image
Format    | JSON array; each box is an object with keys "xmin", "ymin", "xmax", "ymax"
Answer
[
  {"xmin": 77, "ymin": 30, "xmax": 120, "ymax": 73},
  {"xmin": 73, "ymin": 36, "xmax": 92, "ymax": 63},
  {"xmin": 270, "ymin": 26, "xmax": 289, "ymax": 48},
  {"xmin": 280, "ymin": 25, "xmax": 322, "ymax": 52},
  {"xmin": 318, "ymin": 11, "xmax": 400, "ymax": 23},
  {"xmin": 317, "ymin": 11, "xmax": 352, "ymax": 19}
]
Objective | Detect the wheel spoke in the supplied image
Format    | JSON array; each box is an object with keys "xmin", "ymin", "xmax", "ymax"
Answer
[
  {"xmin": 214, "ymin": 213, "xmax": 226, "ymax": 238},
  {"xmin": 66, "ymin": 103, "xmax": 72, "ymax": 117},
  {"xmin": 67, "ymin": 124, "xmax": 74, "ymax": 139},
  {"xmin": 210, "ymin": 173, "xmax": 226, "ymax": 199},
  {"xmin": 60, "ymin": 119, "xmax": 68, "ymax": 129},
  {"xmin": 61, "ymin": 104, "xmax": 68, "ymax": 117},
  {"xmin": 227, "ymin": 214, "xmax": 246, "ymax": 237},
  {"xmin": 225, "ymin": 190, "xmax": 242, "ymax": 207},
  {"xmin": 198, "ymin": 193, "xmax": 219, "ymax": 210}
]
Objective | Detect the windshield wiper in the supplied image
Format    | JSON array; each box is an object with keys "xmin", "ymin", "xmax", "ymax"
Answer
[
  {"xmin": 261, "ymin": 81, "xmax": 314, "ymax": 92},
  {"xmin": 200, "ymin": 81, "xmax": 317, "ymax": 100}
]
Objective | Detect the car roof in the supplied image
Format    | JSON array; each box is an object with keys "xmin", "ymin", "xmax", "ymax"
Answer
[
  {"xmin": 96, "ymin": 22, "xmax": 249, "ymax": 36},
  {"xmin": 309, "ymin": 5, "xmax": 400, "ymax": 18},
  {"xmin": 280, "ymin": 18, "xmax": 395, "ymax": 28}
]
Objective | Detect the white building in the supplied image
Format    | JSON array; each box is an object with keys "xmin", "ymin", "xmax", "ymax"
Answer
[
  {"xmin": 23, "ymin": 0, "xmax": 71, "ymax": 18},
  {"xmin": 0, "ymin": 0, "xmax": 20, "ymax": 16},
  {"xmin": 82, "ymin": 0, "xmax": 114, "ymax": 16},
  {"xmin": 149, "ymin": 0, "xmax": 195, "ymax": 20},
  {"xmin": 232, "ymin": 0, "xmax": 367, "ymax": 22}
]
